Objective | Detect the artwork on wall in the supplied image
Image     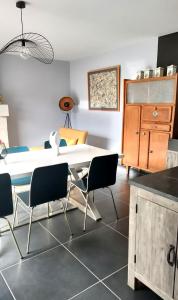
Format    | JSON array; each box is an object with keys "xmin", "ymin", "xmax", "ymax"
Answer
[{"xmin": 88, "ymin": 65, "xmax": 120, "ymax": 111}]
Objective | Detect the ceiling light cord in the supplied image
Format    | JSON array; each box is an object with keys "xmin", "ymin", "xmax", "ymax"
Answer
[{"xmin": 21, "ymin": 8, "xmax": 24, "ymax": 36}]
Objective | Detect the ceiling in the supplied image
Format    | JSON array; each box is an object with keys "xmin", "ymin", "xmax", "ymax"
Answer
[{"xmin": 0, "ymin": 0, "xmax": 178, "ymax": 61}]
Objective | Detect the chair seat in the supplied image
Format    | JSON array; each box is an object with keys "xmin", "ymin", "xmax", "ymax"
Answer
[
  {"xmin": 17, "ymin": 191, "xmax": 30, "ymax": 206},
  {"xmin": 11, "ymin": 176, "xmax": 31, "ymax": 186}
]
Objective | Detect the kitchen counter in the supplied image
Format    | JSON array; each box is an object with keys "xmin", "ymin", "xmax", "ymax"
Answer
[
  {"xmin": 168, "ymin": 139, "xmax": 178, "ymax": 152},
  {"xmin": 128, "ymin": 167, "xmax": 178, "ymax": 300},
  {"xmin": 129, "ymin": 167, "xmax": 178, "ymax": 203}
]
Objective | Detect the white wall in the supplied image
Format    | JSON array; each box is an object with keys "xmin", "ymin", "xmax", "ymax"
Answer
[
  {"xmin": 70, "ymin": 38, "xmax": 158, "ymax": 152},
  {"xmin": 0, "ymin": 55, "xmax": 70, "ymax": 147}
]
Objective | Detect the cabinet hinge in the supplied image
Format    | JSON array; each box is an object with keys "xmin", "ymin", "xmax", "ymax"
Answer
[
  {"xmin": 136, "ymin": 204, "xmax": 138, "ymax": 214},
  {"xmin": 134, "ymin": 254, "xmax": 136, "ymax": 263}
]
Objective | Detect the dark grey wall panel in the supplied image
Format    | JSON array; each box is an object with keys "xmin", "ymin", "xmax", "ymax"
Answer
[{"xmin": 157, "ymin": 32, "xmax": 178, "ymax": 74}]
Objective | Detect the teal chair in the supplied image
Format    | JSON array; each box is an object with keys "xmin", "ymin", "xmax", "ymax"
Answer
[
  {"xmin": 44, "ymin": 139, "xmax": 67, "ymax": 149},
  {"xmin": 4, "ymin": 146, "xmax": 31, "ymax": 186}
]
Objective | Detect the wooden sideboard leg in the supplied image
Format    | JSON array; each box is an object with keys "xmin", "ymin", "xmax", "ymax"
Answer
[{"xmin": 126, "ymin": 166, "xmax": 130, "ymax": 177}]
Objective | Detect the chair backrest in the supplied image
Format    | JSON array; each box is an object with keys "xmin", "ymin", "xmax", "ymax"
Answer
[
  {"xmin": 6, "ymin": 146, "xmax": 29, "ymax": 154},
  {"xmin": 30, "ymin": 163, "xmax": 68, "ymax": 207},
  {"xmin": 87, "ymin": 154, "xmax": 118, "ymax": 192},
  {"xmin": 59, "ymin": 128, "xmax": 88, "ymax": 144},
  {"xmin": 44, "ymin": 139, "xmax": 67, "ymax": 149},
  {"xmin": 0, "ymin": 173, "xmax": 13, "ymax": 218}
]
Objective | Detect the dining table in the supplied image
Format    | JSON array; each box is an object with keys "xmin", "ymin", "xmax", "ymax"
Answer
[{"xmin": 0, "ymin": 144, "xmax": 120, "ymax": 222}]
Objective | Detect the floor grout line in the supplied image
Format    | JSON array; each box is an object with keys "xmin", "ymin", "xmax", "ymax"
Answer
[
  {"xmin": 0, "ymin": 271, "xmax": 17, "ymax": 300},
  {"xmin": 1, "ymin": 243, "xmax": 62, "ymax": 273},
  {"xmin": 39, "ymin": 219, "xmax": 128, "ymax": 300},
  {"xmin": 100, "ymin": 264, "xmax": 128, "ymax": 282},
  {"xmin": 101, "ymin": 281, "xmax": 122, "ymax": 300},
  {"xmin": 38, "ymin": 221, "xmax": 100, "ymax": 281},
  {"xmin": 67, "ymin": 281, "xmax": 100, "ymax": 300},
  {"xmin": 0, "ymin": 213, "xmax": 128, "ymax": 274},
  {"xmin": 67, "ymin": 265, "xmax": 128, "ymax": 300},
  {"xmin": 102, "ymin": 221, "xmax": 128, "ymax": 240}
]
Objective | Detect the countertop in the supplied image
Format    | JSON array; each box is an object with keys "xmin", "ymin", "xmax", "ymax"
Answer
[
  {"xmin": 130, "ymin": 167, "xmax": 178, "ymax": 202},
  {"xmin": 168, "ymin": 139, "xmax": 178, "ymax": 152}
]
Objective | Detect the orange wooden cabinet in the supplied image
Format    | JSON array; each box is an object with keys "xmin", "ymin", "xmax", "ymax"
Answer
[{"xmin": 122, "ymin": 75, "xmax": 178, "ymax": 172}]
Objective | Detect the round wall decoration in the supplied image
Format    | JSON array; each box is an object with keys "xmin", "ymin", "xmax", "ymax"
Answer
[{"xmin": 59, "ymin": 97, "xmax": 75, "ymax": 112}]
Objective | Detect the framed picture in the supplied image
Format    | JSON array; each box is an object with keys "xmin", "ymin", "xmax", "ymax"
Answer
[{"xmin": 88, "ymin": 65, "xmax": 120, "ymax": 111}]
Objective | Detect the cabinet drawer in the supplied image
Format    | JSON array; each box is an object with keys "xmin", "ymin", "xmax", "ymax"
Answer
[
  {"xmin": 142, "ymin": 106, "xmax": 172, "ymax": 123},
  {"xmin": 141, "ymin": 123, "xmax": 170, "ymax": 132}
]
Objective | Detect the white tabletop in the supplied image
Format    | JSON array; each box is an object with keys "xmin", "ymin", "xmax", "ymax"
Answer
[{"xmin": 0, "ymin": 144, "xmax": 117, "ymax": 178}]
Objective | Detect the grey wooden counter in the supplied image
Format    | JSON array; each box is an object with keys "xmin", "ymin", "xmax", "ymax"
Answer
[
  {"xmin": 128, "ymin": 168, "xmax": 178, "ymax": 300},
  {"xmin": 167, "ymin": 139, "xmax": 178, "ymax": 168}
]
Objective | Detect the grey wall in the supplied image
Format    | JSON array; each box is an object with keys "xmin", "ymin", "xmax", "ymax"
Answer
[
  {"xmin": 0, "ymin": 55, "xmax": 70, "ymax": 147},
  {"xmin": 70, "ymin": 37, "xmax": 158, "ymax": 152}
]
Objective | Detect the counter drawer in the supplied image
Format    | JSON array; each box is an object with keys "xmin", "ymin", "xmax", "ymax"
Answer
[{"xmin": 141, "ymin": 123, "xmax": 170, "ymax": 132}]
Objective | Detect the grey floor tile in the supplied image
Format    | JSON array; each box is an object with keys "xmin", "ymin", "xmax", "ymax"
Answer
[
  {"xmin": 2, "ymin": 246, "xmax": 97, "ymax": 300},
  {"xmin": 104, "ymin": 267, "xmax": 161, "ymax": 300},
  {"xmin": 0, "ymin": 274, "xmax": 14, "ymax": 300},
  {"xmin": 109, "ymin": 217, "xmax": 129, "ymax": 237},
  {"xmin": 0, "ymin": 222, "xmax": 59, "ymax": 270},
  {"xmin": 95, "ymin": 190, "xmax": 129, "ymax": 223},
  {"xmin": 72, "ymin": 283, "xmax": 118, "ymax": 300},
  {"xmin": 66, "ymin": 226, "xmax": 128, "ymax": 279},
  {"xmin": 40, "ymin": 209, "xmax": 104, "ymax": 244}
]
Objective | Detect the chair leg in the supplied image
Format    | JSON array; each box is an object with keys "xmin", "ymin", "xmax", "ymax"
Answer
[
  {"xmin": 107, "ymin": 187, "xmax": 119, "ymax": 220},
  {"xmin": 27, "ymin": 208, "xmax": 33, "ymax": 254},
  {"xmin": 65, "ymin": 183, "xmax": 72, "ymax": 212},
  {"xmin": 83, "ymin": 193, "xmax": 89, "ymax": 232},
  {"xmin": 61, "ymin": 199, "xmax": 73, "ymax": 236},
  {"xmin": 12, "ymin": 196, "xmax": 18, "ymax": 230},
  {"xmin": 4, "ymin": 217, "xmax": 23, "ymax": 259},
  {"xmin": 93, "ymin": 191, "xmax": 95, "ymax": 203}
]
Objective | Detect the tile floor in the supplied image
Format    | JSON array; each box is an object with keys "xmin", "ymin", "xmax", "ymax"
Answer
[{"xmin": 0, "ymin": 166, "xmax": 161, "ymax": 300}]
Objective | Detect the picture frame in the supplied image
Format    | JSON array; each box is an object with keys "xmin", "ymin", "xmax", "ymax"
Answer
[{"xmin": 88, "ymin": 65, "xmax": 120, "ymax": 111}]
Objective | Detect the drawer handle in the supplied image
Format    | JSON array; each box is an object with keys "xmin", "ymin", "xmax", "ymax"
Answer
[
  {"xmin": 136, "ymin": 131, "xmax": 139, "ymax": 135},
  {"xmin": 167, "ymin": 245, "xmax": 176, "ymax": 267},
  {"xmin": 149, "ymin": 150, "xmax": 153, "ymax": 153},
  {"xmin": 152, "ymin": 111, "xmax": 159, "ymax": 118}
]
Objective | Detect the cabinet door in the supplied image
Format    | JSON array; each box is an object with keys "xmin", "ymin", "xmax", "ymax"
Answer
[
  {"xmin": 139, "ymin": 130, "xmax": 149, "ymax": 169},
  {"xmin": 123, "ymin": 105, "xmax": 140, "ymax": 166},
  {"xmin": 136, "ymin": 197, "xmax": 178, "ymax": 299},
  {"xmin": 174, "ymin": 269, "xmax": 178, "ymax": 299},
  {"xmin": 148, "ymin": 131, "xmax": 169, "ymax": 171}
]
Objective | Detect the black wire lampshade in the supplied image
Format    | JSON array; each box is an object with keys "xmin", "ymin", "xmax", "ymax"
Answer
[{"xmin": 0, "ymin": 1, "xmax": 54, "ymax": 64}]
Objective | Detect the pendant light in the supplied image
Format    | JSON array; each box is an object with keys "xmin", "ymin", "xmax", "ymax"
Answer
[{"xmin": 0, "ymin": 1, "xmax": 54, "ymax": 64}]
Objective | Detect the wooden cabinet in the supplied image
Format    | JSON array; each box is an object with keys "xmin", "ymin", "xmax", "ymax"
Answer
[
  {"xmin": 136, "ymin": 197, "xmax": 178, "ymax": 298},
  {"xmin": 122, "ymin": 75, "xmax": 178, "ymax": 172},
  {"xmin": 148, "ymin": 132, "xmax": 169, "ymax": 171},
  {"xmin": 128, "ymin": 185, "xmax": 178, "ymax": 300},
  {"xmin": 175, "ymin": 272, "xmax": 178, "ymax": 299},
  {"xmin": 123, "ymin": 106, "xmax": 140, "ymax": 166},
  {"xmin": 142, "ymin": 106, "xmax": 172, "ymax": 123},
  {"xmin": 139, "ymin": 130, "xmax": 149, "ymax": 169}
]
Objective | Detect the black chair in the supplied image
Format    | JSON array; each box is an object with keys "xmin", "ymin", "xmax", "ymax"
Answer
[
  {"xmin": 68, "ymin": 154, "xmax": 119, "ymax": 231},
  {"xmin": 0, "ymin": 173, "xmax": 23, "ymax": 258},
  {"xmin": 13, "ymin": 163, "xmax": 72, "ymax": 254}
]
